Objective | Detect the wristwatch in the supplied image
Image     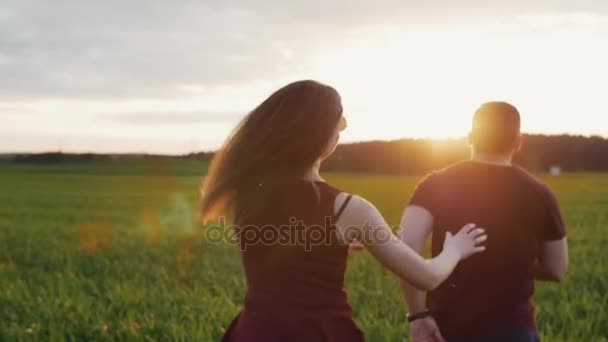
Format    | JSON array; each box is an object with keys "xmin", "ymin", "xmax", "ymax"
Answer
[{"xmin": 407, "ymin": 309, "xmax": 432, "ymax": 322}]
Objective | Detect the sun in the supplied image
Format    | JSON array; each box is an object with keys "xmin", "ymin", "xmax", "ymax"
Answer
[{"xmin": 306, "ymin": 28, "xmax": 489, "ymax": 141}]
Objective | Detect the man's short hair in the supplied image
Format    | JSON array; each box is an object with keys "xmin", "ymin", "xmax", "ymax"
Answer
[{"xmin": 471, "ymin": 101, "xmax": 521, "ymax": 154}]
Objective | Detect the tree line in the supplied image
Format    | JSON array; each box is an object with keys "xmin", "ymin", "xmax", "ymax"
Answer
[
  {"xmin": 3, "ymin": 134, "xmax": 607, "ymax": 174},
  {"xmin": 321, "ymin": 134, "xmax": 608, "ymax": 174}
]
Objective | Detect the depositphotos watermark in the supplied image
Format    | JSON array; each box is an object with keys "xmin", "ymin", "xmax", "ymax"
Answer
[{"xmin": 204, "ymin": 217, "xmax": 396, "ymax": 251}]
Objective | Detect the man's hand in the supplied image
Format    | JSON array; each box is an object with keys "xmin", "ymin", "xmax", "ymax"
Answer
[{"xmin": 409, "ymin": 317, "xmax": 445, "ymax": 342}]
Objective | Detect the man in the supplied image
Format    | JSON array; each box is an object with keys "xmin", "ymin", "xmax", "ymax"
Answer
[{"xmin": 398, "ymin": 102, "xmax": 568, "ymax": 342}]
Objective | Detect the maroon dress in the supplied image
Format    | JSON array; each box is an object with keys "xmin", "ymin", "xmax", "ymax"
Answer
[{"xmin": 222, "ymin": 180, "xmax": 364, "ymax": 342}]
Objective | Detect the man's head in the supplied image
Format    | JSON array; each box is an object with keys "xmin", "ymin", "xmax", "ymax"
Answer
[{"xmin": 469, "ymin": 101, "xmax": 522, "ymax": 156}]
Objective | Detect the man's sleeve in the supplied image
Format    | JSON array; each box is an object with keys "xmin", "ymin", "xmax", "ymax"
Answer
[
  {"xmin": 539, "ymin": 186, "xmax": 566, "ymax": 241},
  {"xmin": 408, "ymin": 174, "xmax": 438, "ymax": 215}
]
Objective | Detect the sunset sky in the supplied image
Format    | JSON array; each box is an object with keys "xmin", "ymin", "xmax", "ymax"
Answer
[{"xmin": 1, "ymin": 1, "xmax": 607, "ymax": 154}]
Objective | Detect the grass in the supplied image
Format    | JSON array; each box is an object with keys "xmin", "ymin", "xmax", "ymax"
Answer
[{"xmin": 0, "ymin": 161, "xmax": 606, "ymax": 341}]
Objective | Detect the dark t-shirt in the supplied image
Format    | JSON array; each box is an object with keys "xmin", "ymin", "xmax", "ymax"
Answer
[{"xmin": 409, "ymin": 161, "xmax": 565, "ymax": 338}]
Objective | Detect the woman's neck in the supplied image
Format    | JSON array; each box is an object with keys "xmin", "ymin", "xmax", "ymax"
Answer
[{"xmin": 303, "ymin": 163, "xmax": 325, "ymax": 182}]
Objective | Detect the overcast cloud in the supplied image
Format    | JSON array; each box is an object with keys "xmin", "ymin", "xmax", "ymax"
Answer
[
  {"xmin": 1, "ymin": 1, "xmax": 607, "ymax": 153},
  {"xmin": 2, "ymin": 0, "xmax": 607, "ymax": 100}
]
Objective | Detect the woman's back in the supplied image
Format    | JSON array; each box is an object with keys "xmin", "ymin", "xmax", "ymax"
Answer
[
  {"xmin": 240, "ymin": 180, "xmax": 349, "ymax": 309},
  {"xmin": 223, "ymin": 180, "xmax": 364, "ymax": 341}
]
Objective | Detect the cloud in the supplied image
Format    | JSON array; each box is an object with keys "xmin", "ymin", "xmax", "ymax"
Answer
[
  {"xmin": 0, "ymin": 0, "xmax": 335, "ymax": 100},
  {"xmin": 96, "ymin": 111, "xmax": 243, "ymax": 125},
  {"xmin": 0, "ymin": 105, "xmax": 34, "ymax": 115},
  {"xmin": 1, "ymin": 0, "xmax": 607, "ymax": 101}
]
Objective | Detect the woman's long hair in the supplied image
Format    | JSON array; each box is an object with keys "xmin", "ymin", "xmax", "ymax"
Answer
[{"xmin": 200, "ymin": 80, "xmax": 343, "ymax": 224}]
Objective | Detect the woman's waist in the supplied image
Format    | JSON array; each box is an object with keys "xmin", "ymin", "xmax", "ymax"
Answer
[{"xmin": 244, "ymin": 291, "xmax": 351, "ymax": 313}]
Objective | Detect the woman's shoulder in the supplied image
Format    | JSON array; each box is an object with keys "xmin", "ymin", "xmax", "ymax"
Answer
[
  {"xmin": 332, "ymin": 193, "xmax": 385, "ymax": 245},
  {"xmin": 313, "ymin": 180, "xmax": 340, "ymax": 191},
  {"xmin": 295, "ymin": 181, "xmax": 380, "ymax": 219},
  {"xmin": 333, "ymin": 192, "xmax": 379, "ymax": 221},
  {"xmin": 296, "ymin": 180, "xmax": 343, "ymax": 200}
]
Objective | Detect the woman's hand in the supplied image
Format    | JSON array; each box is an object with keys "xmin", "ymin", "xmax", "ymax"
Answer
[{"xmin": 443, "ymin": 223, "xmax": 487, "ymax": 260}]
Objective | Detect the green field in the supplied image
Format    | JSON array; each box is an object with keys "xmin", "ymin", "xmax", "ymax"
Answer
[{"xmin": 0, "ymin": 162, "xmax": 606, "ymax": 341}]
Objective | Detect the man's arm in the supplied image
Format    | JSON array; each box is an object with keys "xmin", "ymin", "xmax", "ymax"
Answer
[
  {"xmin": 533, "ymin": 186, "xmax": 568, "ymax": 282},
  {"xmin": 397, "ymin": 205, "xmax": 434, "ymax": 314},
  {"xmin": 533, "ymin": 238, "xmax": 568, "ymax": 282},
  {"xmin": 398, "ymin": 205, "xmax": 447, "ymax": 342}
]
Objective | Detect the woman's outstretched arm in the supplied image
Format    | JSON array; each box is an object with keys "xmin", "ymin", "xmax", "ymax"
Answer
[{"xmin": 334, "ymin": 194, "xmax": 486, "ymax": 291}]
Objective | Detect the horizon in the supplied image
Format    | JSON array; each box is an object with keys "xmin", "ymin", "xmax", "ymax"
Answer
[
  {"xmin": 1, "ymin": 132, "xmax": 605, "ymax": 157},
  {"xmin": 2, "ymin": 1, "xmax": 608, "ymax": 154}
]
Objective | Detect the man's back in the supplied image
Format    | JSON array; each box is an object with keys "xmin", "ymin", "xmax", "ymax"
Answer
[{"xmin": 409, "ymin": 160, "xmax": 565, "ymax": 338}]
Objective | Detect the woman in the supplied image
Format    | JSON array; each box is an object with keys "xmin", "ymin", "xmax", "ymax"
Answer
[{"xmin": 200, "ymin": 80, "xmax": 486, "ymax": 341}]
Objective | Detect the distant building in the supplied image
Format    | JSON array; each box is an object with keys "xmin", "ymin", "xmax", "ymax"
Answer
[{"xmin": 550, "ymin": 165, "xmax": 562, "ymax": 176}]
